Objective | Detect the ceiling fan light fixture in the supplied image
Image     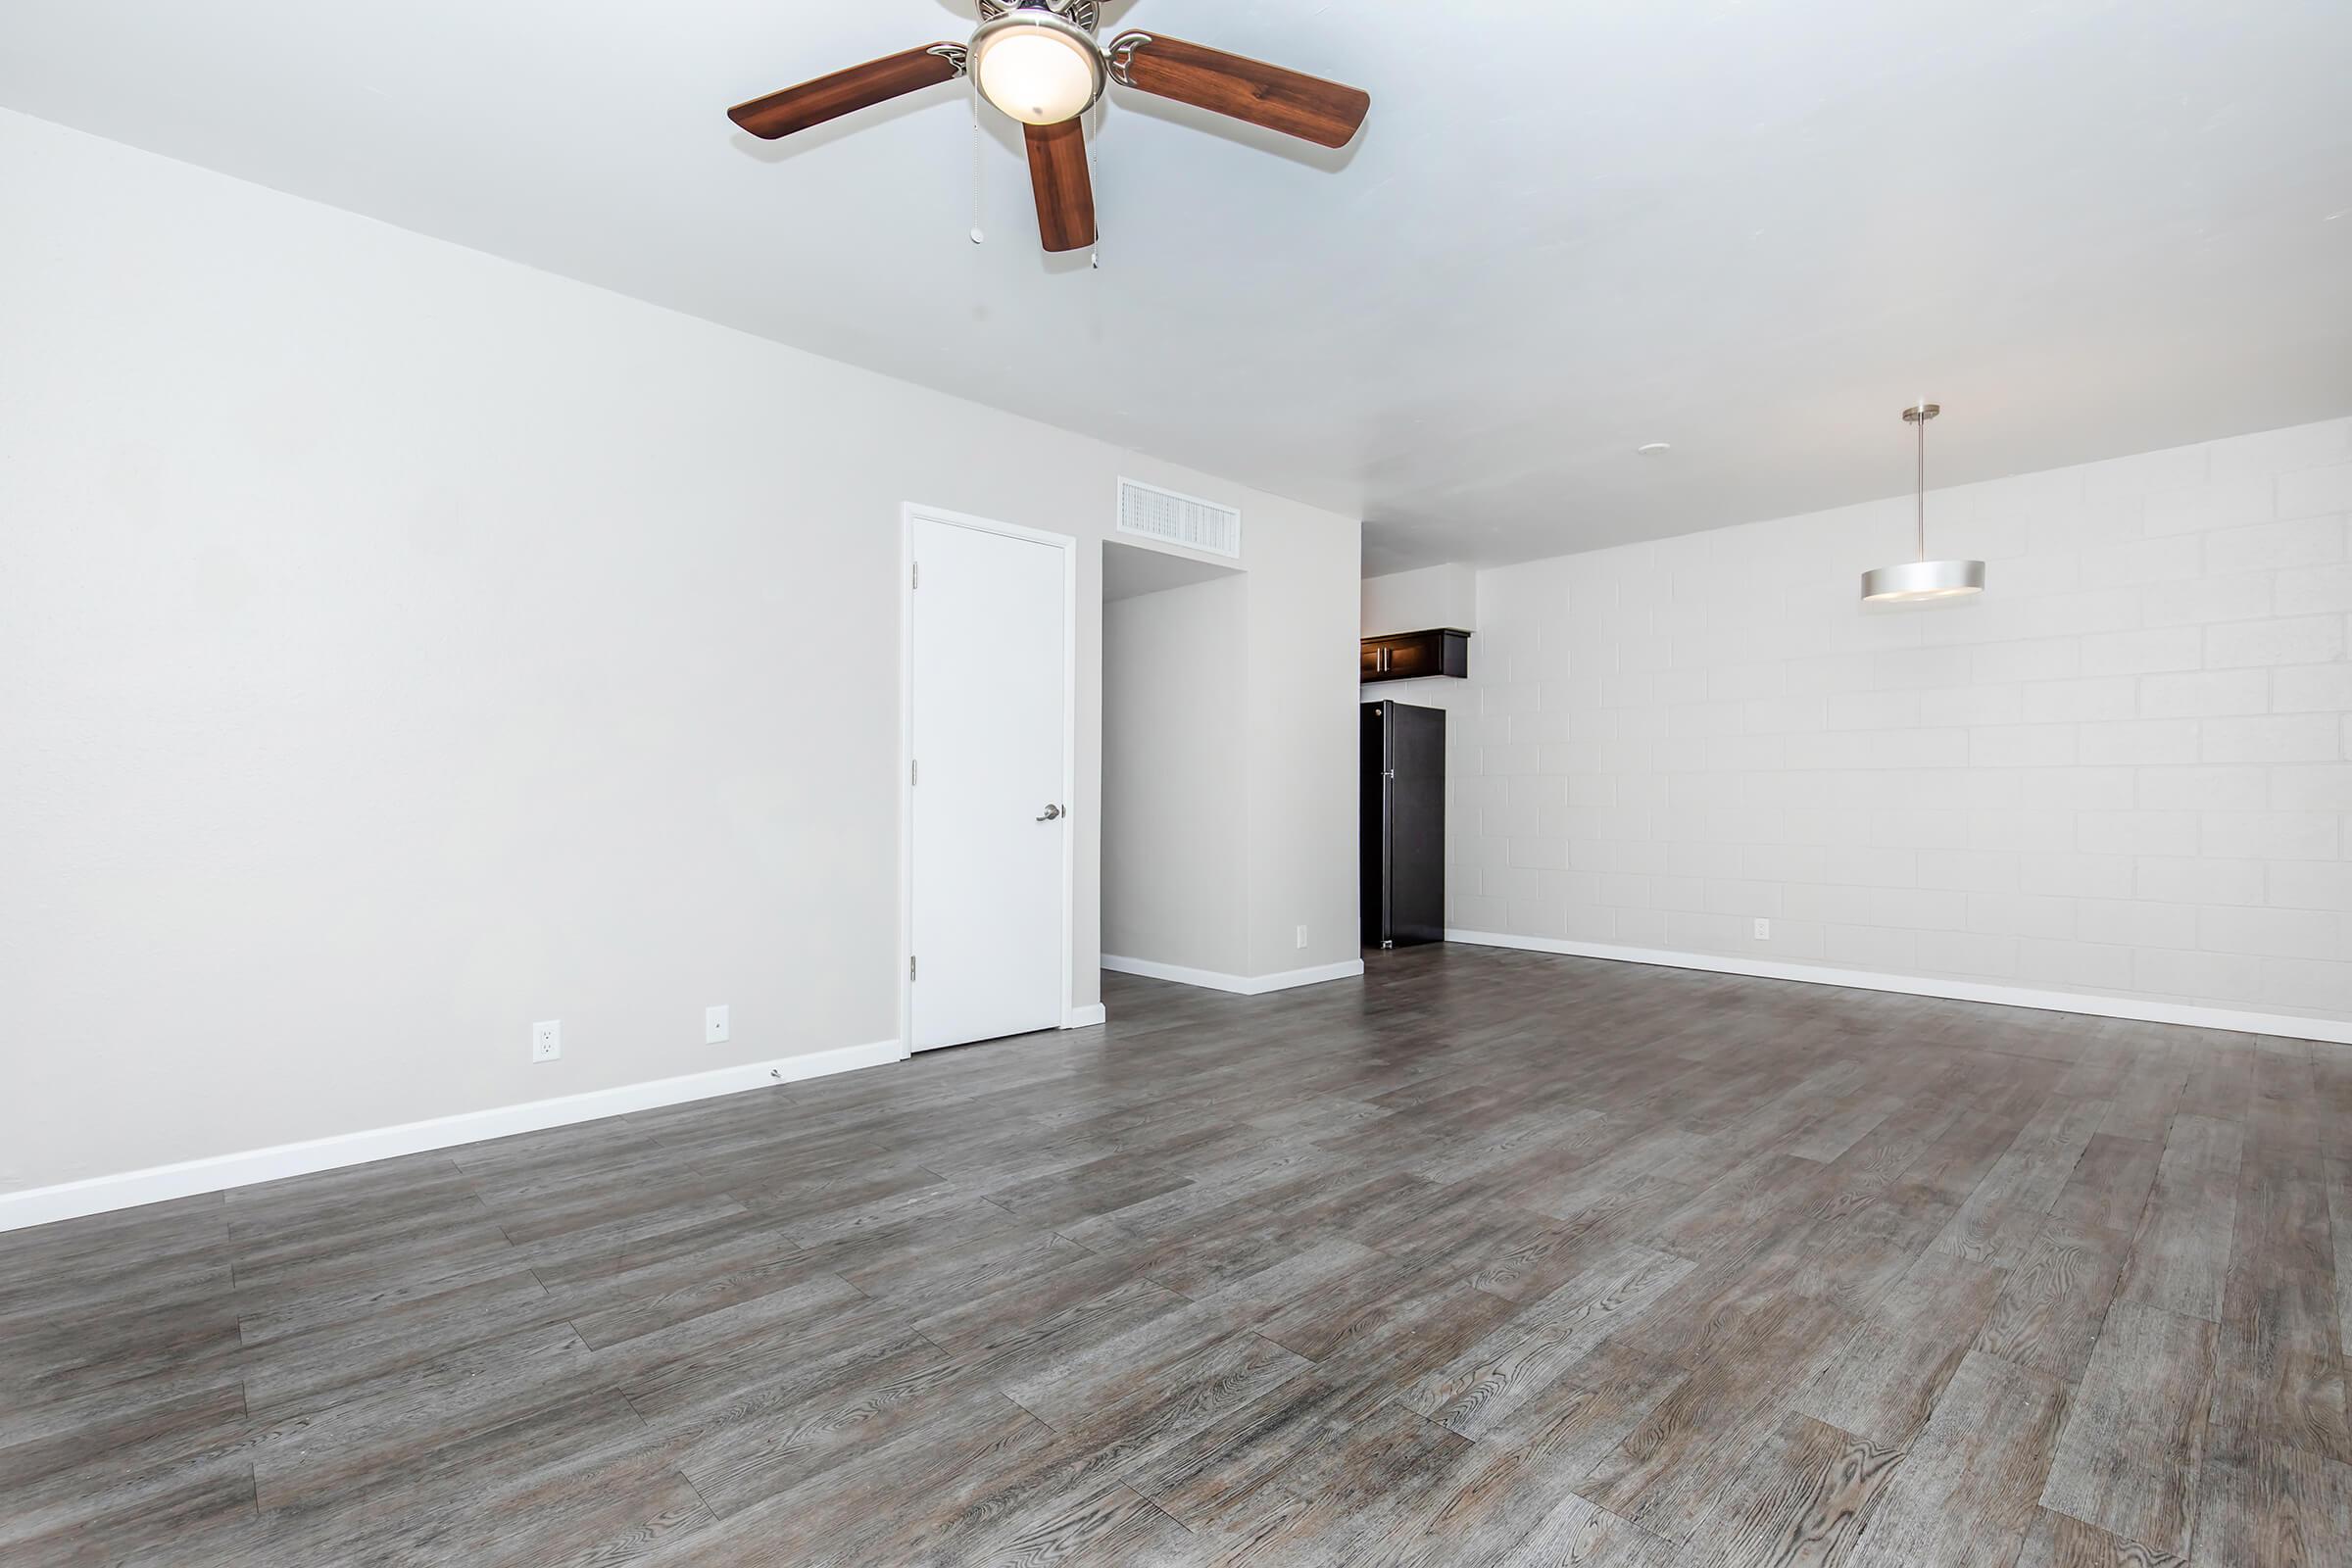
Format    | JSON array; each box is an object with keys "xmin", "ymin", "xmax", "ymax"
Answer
[
  {"xmin": 1860, "ymin": 402, "xmax": 1985, "ymax": 605},
  {"xmin": 971, "ymin": 8, "xmax": 1104, "ymax": 125},
  {"xmin": 725, "ymin": 12, "xmax": 1370, "ymax": 253}
]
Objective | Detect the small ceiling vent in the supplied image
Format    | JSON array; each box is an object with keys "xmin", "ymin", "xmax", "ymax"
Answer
[{"xmin": 1117, "ymin": 478, "xmax": 1242, "ymax": 560}]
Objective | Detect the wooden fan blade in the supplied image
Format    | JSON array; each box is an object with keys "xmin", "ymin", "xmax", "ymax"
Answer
[
  {"xmin": 1109, "ymin": 33, "xmax": 1368, "ymax": 148},
  {"xmin": 728, "ymin": 44, "xmax": 962, "ymax": 139},
  {"xmin": 1024, "ymin": 120, "xmax": 1096, "ymax": 253}
]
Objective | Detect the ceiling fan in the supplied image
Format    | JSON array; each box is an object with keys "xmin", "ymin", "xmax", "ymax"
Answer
[{"xmin": 727, "ymin": 1, "xmax": 1371, "ymax": 254}]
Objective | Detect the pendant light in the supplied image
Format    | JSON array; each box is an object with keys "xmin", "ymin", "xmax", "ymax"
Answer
[{"xmin": 1861, "ymin": 402, "xmax": 1984, "ymax": 603}]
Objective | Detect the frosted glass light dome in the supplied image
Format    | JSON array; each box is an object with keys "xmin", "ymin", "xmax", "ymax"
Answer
[{"xmin": 971, "ymin": 11, "xmax": 1105, "ymax": 125}]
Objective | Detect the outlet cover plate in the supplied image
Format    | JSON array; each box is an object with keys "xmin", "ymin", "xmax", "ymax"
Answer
[
  {"xmin": 706, "ymin": 1004, "xmax": 730, "ymax": 1045},
  {"xmin": 531, "ymin": 1019, "xmax": 562, "ymax": 1062}
]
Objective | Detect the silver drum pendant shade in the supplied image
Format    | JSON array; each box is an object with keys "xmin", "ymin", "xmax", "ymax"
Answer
[
  {"xmin": 1861, "ymin": 556, "xmax": 1985, "ymax": 601},
  {"xmin": 1861, "ymin": 402, "xmax": 1984, "ymax": 604}
]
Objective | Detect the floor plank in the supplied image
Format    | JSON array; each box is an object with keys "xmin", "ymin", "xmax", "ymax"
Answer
[
  {"xmin": 2011, "ymin": 1506, "xmax": 2185, "ymax": 1567},
  {"xmin": 2112, "ymin": 1113, "xmax": 2242, "ymax": 1323},
  {"xmin": 1972, "ymin": 1217, "xmax": 2132, "ymax": 1384},
  {"xmin": 1793, "ymin": 1250, "xmax": 2005, "ymax": 1448},
  {"xmin": 2209, "ymin": 1147, "xmax": 2351, "ymax": 1464},
  {"xmin": 2039, "ymin": 1302, "xmax": 2216, "ymax": 1558},
  {"xmin": 2190, "ymin": 1426, "xmax": 2352, "ymax": 1567},
  {"xmin": 1845, "ymin": 1350, "xmax": 2069, "ymax": 1568},
  {"xmin": 1677, "ymin": 1409, "xmax": 1905, "ymax": 1568}
]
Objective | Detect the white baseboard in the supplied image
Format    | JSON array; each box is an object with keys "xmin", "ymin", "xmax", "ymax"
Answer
[
  {"xmin": 0, "ymin": 1037, "xmax": 906, "ymax": 1235},
  {"xmin": 1444, "ymin": 929, "xmax": 2352, "ymax": 1046},
  {"xmin": 1102, "ymin": 955, "xmax": 1367, "ymax": 997},
  {"xmin": 1062, "ymin": 1003, "xmax": 1108, "ymax": 1029}
]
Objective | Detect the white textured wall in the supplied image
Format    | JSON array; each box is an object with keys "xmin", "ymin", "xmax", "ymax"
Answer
[
  {"xmin": 0, "ymin": 110, "xmax": 1360, "ymax": 1194},
  {"xmin": 1422, "ymin": 417, "xmax": 2352, "ymax": 1033},
  {"xmin": 1244, "ymin": 487, "xmax": 1366, "ymax": 975}
]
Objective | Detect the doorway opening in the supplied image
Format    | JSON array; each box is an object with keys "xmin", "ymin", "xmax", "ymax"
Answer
[{"xmin": 1100, "ymin": 538, "xmax": 1249, "ymax": 989}]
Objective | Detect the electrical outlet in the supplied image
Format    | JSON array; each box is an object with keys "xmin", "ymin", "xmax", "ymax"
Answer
[
  {"xmin": 1752, "ymin": 918, "xmax": 1771, "ymax": 941},
  {"xmin": 706, "ymin": 1004, "xmax": 730, "ymax": 1045},
  {"xmin": 530, "ymin": 1019, "xmax": 562, "ymax": 1062},
  {"xmin": 1295, "ymin": 925, "xmax": 1308, "ymax": 950}
]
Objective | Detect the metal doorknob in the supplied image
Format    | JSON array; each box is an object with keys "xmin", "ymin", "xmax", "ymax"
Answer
[{"xmin": 1036, "ymin": 804, "xmax": 1063, "ymax": 820}]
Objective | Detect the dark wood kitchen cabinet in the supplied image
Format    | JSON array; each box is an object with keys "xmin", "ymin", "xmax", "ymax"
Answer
[{"xmin": 1360, "ymin": 627, "xmax": 1470, "ymax": 683}]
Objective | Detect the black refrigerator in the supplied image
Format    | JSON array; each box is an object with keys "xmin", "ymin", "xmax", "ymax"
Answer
[{"xmin": 1360, "ymin": 701, "xmax": 1446, "ymax": 949}]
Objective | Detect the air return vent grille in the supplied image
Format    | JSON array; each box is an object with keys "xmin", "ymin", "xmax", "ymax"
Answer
[{"xmin": 1117, "ymin": 478, "xmax": 1242, "ymax": 560}]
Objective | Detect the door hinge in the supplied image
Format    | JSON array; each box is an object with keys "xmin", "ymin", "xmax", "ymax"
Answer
[
  {"xmin": 910, "ymin": 758, "xmax": 917, "ymax": 786},
  {"xmin": 910, "ymin": 561, "xmax": 919, "ymax": 589},
  {"xmin": 909, "ymin": 955, "xmax": 917, "ymax": 981}
]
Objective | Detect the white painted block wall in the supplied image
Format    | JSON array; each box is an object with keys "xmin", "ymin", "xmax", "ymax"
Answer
[{"xmin": 1411, "ymin": 417, "xmax": 2352, "ymax": 1035}]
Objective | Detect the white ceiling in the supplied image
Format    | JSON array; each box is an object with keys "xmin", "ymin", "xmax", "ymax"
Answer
[{"xmin": 3, "ymin": 1, "xmax": 2348, "ymax": 574}]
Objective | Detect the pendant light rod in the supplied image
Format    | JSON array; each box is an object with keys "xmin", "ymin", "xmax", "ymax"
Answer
[
  {"xmin": 1904, "ymin": 401, "xmax": 1939, "ymax": 562},
  {"xmin": 1915, "ymin": 407, "xmax": 1926, "ymax": 558}
]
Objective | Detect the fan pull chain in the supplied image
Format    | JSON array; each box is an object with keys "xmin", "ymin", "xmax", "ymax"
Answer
[{"xmin": 968, "ymin": 74, "xmax": 986, "ymax": 245}]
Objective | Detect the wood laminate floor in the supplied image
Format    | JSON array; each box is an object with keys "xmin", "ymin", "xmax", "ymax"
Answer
[{"xmin": 5, "ymin": 944, "xmax": 2350, "ymax": 1565}]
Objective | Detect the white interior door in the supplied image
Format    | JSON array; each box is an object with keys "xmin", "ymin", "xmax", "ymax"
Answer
[{"xmin": 907, "ymin": 513, "xmax": 1070, "ymax": 1051}]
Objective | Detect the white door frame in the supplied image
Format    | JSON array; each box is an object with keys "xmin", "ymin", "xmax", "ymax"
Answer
[{"xmin": 899, "ymin": 502, "xmax": 1080, "ymax": 1055}]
